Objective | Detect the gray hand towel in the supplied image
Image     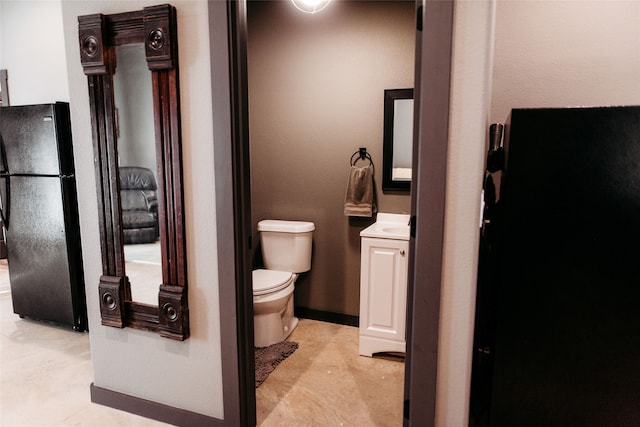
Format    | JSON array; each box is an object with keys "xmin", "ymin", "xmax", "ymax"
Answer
[{"xmin": 344, "ymin": 165, "xmax": 374, "ymax": 217}]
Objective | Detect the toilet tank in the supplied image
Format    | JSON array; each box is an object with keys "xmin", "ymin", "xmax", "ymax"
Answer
[{"xmin": 258, "ymin": 220, "xmax": 315, "ymax": 273}]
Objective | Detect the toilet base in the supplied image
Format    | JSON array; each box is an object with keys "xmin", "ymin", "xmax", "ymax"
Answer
[{"xmin": 254, "ymin": 291, "xmax": 299, "ymax": 348}]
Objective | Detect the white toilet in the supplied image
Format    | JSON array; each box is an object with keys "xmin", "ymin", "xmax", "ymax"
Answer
[{"xmin": 253, "ymin": 219, "xmax": 314, "ymax": 348}]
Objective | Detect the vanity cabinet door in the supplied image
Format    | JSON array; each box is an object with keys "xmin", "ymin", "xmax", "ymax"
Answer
[{"xmin": 359, "ymin": 237, "xmax": 409, "ymax": 356}]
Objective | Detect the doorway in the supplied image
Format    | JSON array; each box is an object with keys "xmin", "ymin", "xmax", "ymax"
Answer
[
  {"xmin": 220, "ymin": 1, "xmax": 456, "ymax": 425},
  {"xmin": 247, "ymin": 0, "xmax": 412, "ymax": 423}
]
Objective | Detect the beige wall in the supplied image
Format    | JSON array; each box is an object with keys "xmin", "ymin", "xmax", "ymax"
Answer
[
  {"xmin": 0, "ymin": 0, "xmax": 69, "ymax": 105},
  {"xmin": 61, "ymin": 0, "xmax": 224, "ymax": 418},
  {"xmin": 438, "ymin": 2, "xmax": 495, "ymax": 424},
  {"xmin": 247, "ymin": 0, "xmax": 414, "ymax": 316},
  {"xmin": 491, "ymin": 0, "xmax": 640, "ymax": 122},
  {"xmin": 437, "ymin": 1, "xmax": 640, "ymax": 425}
]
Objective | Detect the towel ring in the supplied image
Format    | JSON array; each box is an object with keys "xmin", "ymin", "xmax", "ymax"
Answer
[{"xmin": 350, "ymin": 147, "xmax": 374, "ymax": 171}]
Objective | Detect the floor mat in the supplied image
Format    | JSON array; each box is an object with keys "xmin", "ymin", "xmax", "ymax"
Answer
[{"xmin": 255, "ymin": 341, "xmax": 299, "ymax": 387}]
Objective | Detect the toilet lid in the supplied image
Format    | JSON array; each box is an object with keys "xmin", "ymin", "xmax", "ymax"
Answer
[{"xmin": 252, "ymin": 269, "xmax": 294, "ymax": 295}]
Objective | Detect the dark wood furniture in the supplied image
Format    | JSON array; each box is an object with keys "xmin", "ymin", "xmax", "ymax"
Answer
[{"xmin": 78, "ymin": 4, "xmax": 188, "ymax": 340}]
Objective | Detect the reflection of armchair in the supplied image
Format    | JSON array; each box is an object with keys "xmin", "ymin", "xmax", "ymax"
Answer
[{"xmin": 119, "ymin": 166, "xmax": 158, "ymax": 244}]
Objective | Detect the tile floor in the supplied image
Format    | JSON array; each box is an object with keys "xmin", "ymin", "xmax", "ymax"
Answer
[
  {"xmin": 0, "ymin": 259, "xmax": 405, "ymax": 426},
  {"xmin": 0, "ymin": 259, "xmax": 166, "ymax": 426},
  {"xmin": 257, "ymin": 319, "xmax": 405, "ymax": 426}
]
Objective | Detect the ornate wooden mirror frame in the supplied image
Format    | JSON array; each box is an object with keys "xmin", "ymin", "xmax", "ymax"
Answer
[{"xmin": 78, "ymin": 4, "xmax": 188, "ymax": 340}]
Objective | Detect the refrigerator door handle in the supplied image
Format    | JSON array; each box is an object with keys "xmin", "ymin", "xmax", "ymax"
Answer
[
  {"xmin": 0, "ymin": 131, "xmax": 8, "ymax": 175},
  {"xmin": 0, "ymin": 133, "xmax": 8, "ymax": 229},
  {"xmin": 0, "ymin": 175, "xmax": 9, "ymax": 229}
]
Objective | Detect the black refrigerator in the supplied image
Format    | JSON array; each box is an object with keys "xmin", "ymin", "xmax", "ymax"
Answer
[
  {"xmin": 471, "ymin": 106, "xmax": 640, "ymax": 426},
  {"xmin": 0, "ymin": 103, "xmax": 87, "ymax": 331}
]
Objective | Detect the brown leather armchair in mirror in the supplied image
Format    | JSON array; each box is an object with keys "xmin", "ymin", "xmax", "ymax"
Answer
[{"xmin": 120, "ymin": 166, "xmax": 158, "ymax": 244}]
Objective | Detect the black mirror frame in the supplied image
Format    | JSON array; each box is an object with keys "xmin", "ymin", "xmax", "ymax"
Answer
[
  {"xmin": 78, "ymin": 4, "xmax": 188, "ymax": 340},
  {"xmin": 382, "ymin": 88, "xmax": 414, "ymax": 192}
]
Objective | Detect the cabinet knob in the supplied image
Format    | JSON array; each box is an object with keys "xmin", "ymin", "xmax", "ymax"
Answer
[{"xmin": 400, "ymin": 250, "xmax": 405, "ymax": 256}]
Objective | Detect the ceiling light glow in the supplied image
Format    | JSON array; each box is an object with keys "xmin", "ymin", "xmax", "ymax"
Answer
[{"xmin": 291, "ymin": 0, "xmax": 332, "ymax": 15}]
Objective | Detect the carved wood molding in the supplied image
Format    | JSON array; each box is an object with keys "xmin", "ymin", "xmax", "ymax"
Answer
[
  {"xmin": 99, "ymin": 275, "xmax": 127, "ymax": 327},
  {"xmin": 79, "ymin": 4, "xmax": 188, "ymax": 340},
  {"xmin": 78, "ymin": 14, "xmax": 110, "ymax": 75},
  {"xmin": 144, "ymin": 5, "xmax": 177, "ymax": 70}
]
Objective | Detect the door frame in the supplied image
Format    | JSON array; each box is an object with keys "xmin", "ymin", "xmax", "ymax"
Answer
[
  {"xmin": 211, "ymin": 1, "xmax": 256, "ymax": 426},
  {"xmin": 220, "ymin": 1, "xmax": 454, "ymax": 425},
  {"xmin": 404, "ymin": 1, "xmax": 454, "ymax": 425}
]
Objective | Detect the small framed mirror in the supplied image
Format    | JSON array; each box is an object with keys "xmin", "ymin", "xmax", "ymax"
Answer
[
  {"xmin": 78, "ymin": 4, "xmax": 188, "ymax": 340},
  {"xmin": 382, "ymin": 88, "xmax": 414, "ymax": 192}
]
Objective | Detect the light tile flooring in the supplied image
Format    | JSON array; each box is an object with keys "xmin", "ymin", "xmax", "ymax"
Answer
[
  {"xmin": 0, "ymin": 260, "xmax": 166, "ymax": 426},
  {"xmin": 0, "ymin": 259, "xmax": 405, "ymax": 426},
  {"xmin": 257, "ymin": 319, "xmax": 405, "ymax": 426}
]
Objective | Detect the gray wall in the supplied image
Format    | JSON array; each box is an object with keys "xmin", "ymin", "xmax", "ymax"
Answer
[
  {"xmin": 62, "ymin": 1, "xmax": 225, "ymax": 418},
  {"xmin": 247, "ymin": 1, "xmax": 414, "ymax": 316}
]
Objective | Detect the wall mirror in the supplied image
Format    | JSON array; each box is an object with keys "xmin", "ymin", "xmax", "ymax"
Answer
[
  {"xmin": 114, "ymin": 43, "xmax": 162, "ymax": 306},
  {"xmin": 78, "ymin": 4, "xmax": 189, "ymax": 340},
  {"xmin": 382, "ymin": 88, "xmax": 414, "ymax": 191}
]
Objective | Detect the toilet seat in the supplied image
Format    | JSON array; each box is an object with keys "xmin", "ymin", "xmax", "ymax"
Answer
[{"xmin": 252, "ymin": 269, "xmax": 295, "ymax": 296}]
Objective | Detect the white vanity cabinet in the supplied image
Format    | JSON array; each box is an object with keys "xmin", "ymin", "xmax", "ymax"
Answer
[{"xmin": 359, "ymin": 214, "xmax": 410, "ymax": 357}]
